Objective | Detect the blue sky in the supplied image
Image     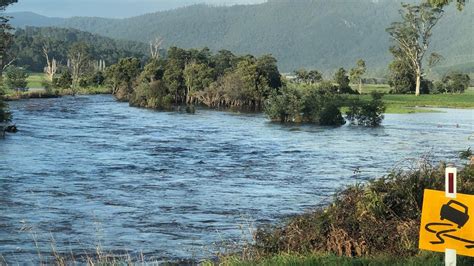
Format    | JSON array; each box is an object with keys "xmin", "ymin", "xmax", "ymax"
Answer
[{"xmin": 6, "ymin": 0, "xmax": 266, "ymax": 18}]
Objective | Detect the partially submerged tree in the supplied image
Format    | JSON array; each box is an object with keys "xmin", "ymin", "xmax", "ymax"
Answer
[
  {"xmin": 386, "ymin": 3, "xmax": 443, "ymax": 96},
  {"xmin": 346, "ymin": 91, "xmax": 386, "ymax": 127},
  {"xmin": 350, "ymin": 59, "xmax": 366, "ymax": 94}
]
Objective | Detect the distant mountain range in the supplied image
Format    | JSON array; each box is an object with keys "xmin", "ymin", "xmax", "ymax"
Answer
[{"xmin": 7, "ymin": 0, "xmax": 474, "ymax": 74}]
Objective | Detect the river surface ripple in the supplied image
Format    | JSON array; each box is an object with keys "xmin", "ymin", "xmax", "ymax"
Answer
[{"xmin": 0, "ymin": 95, "xmax": 473, "ymax": 263}]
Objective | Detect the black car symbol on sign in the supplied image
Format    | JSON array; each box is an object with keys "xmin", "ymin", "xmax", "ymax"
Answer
[{"xmin": 440, "ymin": 200, "xmax": 470, "ymax": 229}]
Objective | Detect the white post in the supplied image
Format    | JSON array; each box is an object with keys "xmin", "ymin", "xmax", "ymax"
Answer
[{"xmin": 445, "ymin": 165, "xmax": 457, "ymax": 266}]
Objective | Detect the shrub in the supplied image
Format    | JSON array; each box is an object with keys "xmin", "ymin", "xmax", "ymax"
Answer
[
  {"xmin": 250, "ymin": 162, "xmax": 474, "ymax": 259},
  {"xmin": 2, "ymin": 66, "xmax": 29, "ymax": 91},
  {"xmin": 129, "ymin": 80, "xmax": 173, "ymax": 110},
  {"xmin": 265, "ymin": 84, "xmax": 345, "ymax": 126},
  {"xmin": 53, "ymin": 71, "xmax": 73, "ymax": 90},
  {"xmin": 346, "ymin": 92, "xmax": 386, "ymax": 127},
  {"xmin": 442, "ymin": 72, "xmax": 470, "ymax": 93},
  {"xmin": 264, "ymin": 86, "xmax": 303, "ymax": 123},
  {"xmin": 303, "ymin": 88, "xmax": 345, "ymax": 126}
]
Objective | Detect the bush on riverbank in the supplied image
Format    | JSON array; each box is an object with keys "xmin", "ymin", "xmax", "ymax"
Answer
[{"xmin": 223, "ymin": 161, "xmax": 474, "ymax": 264}]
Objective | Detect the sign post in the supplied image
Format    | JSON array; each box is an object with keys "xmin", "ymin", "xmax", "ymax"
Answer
[
  {"xmin": 445, "ymin": 165, "xmax": 457, "ymax": 266},
  {"xmin": 419, "ymin": 165, "xmax": 473, "ymax": 261}
]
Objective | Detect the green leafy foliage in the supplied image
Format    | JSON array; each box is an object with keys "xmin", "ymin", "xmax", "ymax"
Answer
[
  {"xmin": 2, "ymin": 65, "xmax": 28, "ymax": 91},
  {"xmin": 264, "ymin": 86, "xmax": 303, "ymax": 123},
  {"xmin": 346, "ymin": 92, "xmax": 386, "ymax": 127},
  {"xmin": 334, "ymin": 68, "xmax": 357, "ymax": 94},
  {"xmin": 105, "ymin": 57, "xmax": 141, "ymax": 101},
  {"xmin": 121, "ymin": 46, "xmax": 282, "ymax": 111},
  {"xmin": 265, "ymin": 82, "xmax": 346, "ymax": 126},
  {"xmin": 129, "ymin": 80, "xmax": 173, "ymax": 110}
]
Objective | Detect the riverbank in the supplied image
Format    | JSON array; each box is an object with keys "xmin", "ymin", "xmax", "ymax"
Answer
[
  {"xmin": 212, "ymin": 161, "xmax": 474, "ymax": 266},
  {"xmin": 1, "ymin": 86, "xmax": 111, "ymax": 101},
  {"xmin": 4, "ymin": 73, "xmax": 474, "ymax": 114}
]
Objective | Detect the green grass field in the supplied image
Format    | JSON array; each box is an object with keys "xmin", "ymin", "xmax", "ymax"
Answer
[
  {"xmin": 26, "ymin": 73, "xmax": 46, "ymax": 88},
  {"xmin": 349, "ymin": 85, "xmax": 474, "ymax": 113}
]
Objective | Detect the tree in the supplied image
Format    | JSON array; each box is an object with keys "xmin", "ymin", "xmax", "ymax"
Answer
[
  {"xmin": 388, "ymin": 52, "xmax": 416, "ymax": 94},
  {"xmin": 307, "ymin": 70, "xmax": 323, "ymax": 84},
  {"xmin": 105, "ymin": 57, "xmax": 141, "ymax": 101},
  {"xmin": 334, "ymin": 68, "xmax": 355, "ymax": 93},
  {"xmin": 0, "ymin": 0, "xmax": 17, "ymax": 77},
  {"xmin": 43, "ymin": 44, "xmax": 58, "ymax": 82},
  {"xmin": 52, "ymin": 70, "xmax": 72, "ymax": 90},
  {"xmin": 346, "ymin": 92, "xmax": 386, "ymax": 127},
  {"xmin": 211, "ymin": 50, "xmax": 237, "ymax": 78},
  {"xmin": 256, "ymin": 55, "xmax": 282, "ymax": 90},
  {"xmin": 294, "ymin": 69, "xmax": 309, "ymax": 84},
  {"xmin": 349, "ymin": 59, "xmax": 366, "ymax": 94},
  {"xmin": 0, "ymin": 0, "xmax": 17, "ymax": 133},
  {"xmin": 2, "ymin": 65, "xmax": 28, "ymax": 92},
  {"xmin": 442, "ymin": 72, "xmax": 470, "ymax": 93},
  {"xmin": 183, "ymin": 62, "xmax": 213, "ymax": 104},
  {"xmin": 264, "ymin": 86, "xmax": 303, "ymax": 123},
  {"xmin": 386, "ymin": 3, "xmax": 443, "ymax": 96},
  {"xmin": 150, "ymin": 36, "xmax": 164, "ymax": 59},
  {"xmin": 140, "ymin": 58, "xmax": 165, "ymax": 83},
  {"xmin": 68, "ymin": 42, "xmax": 91, "ymax": 93}
]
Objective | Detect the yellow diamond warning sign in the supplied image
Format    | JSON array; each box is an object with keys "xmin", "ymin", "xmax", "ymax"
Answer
[{"xmin": 419, "ymin": 189, "xmax": 474, "ymax": 257}]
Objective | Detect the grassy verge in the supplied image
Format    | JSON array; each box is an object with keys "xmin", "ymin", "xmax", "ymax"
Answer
[{"xmin": 213, "ymin": 252, "xmax": 449, "ymax": 266}]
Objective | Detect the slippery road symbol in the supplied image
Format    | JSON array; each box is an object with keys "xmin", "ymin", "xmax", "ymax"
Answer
[{"xmin": 425, "ymin": 199, "xmax": 474, "ymax": 249}]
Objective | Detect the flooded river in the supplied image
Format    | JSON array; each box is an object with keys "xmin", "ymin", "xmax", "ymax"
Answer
[{"xmin": 0, "ymin": 95, "xmax": 472, "ymax": 263}]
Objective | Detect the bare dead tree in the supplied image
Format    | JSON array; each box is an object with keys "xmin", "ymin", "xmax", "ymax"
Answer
[
  {"xmin": 150, "ymin": 37, "xmax": 164, "ymax": 59},
  {"xmin": 43, "ymin": 45, "xmax": 57, "ymax": 82}
]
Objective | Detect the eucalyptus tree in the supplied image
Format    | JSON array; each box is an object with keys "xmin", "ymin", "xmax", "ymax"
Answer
[
  {"xmin": 350, "ymin": 59, "xmax": 366, "ymax": 94},
  {"xmin": 386, "ymin": 3, "xmax": 443, "ymax": 96},
  {"xmin": 68, "ymin": 42, "xmax": 91, "ymax": 94}
]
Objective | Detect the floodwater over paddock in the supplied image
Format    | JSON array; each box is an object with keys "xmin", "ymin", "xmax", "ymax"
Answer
[{"xmin": 1, "ymin": 95, "xmax": 473, "ymax": 263}]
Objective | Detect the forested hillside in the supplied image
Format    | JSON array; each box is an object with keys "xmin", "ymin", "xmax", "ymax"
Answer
[
  {"xmin": 8, "ymin": 0, "xmax": 474, "ymax": 73},
  {"xmin": 10, "ymin": 27, "xmax": 148, "ymax": 72}
]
